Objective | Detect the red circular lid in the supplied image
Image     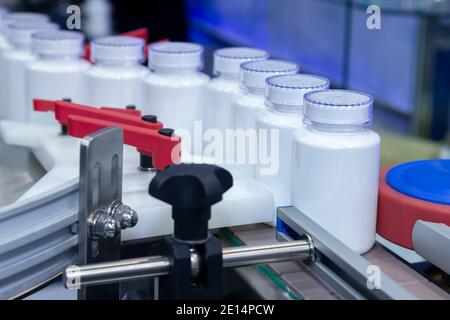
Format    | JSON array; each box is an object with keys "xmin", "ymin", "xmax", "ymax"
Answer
[{"xmin": 377, "ymin": 166, "xmax": 450, "ymax": 249}]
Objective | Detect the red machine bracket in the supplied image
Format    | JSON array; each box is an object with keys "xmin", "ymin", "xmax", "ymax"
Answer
[
  {"xmin": 68, "ymin": 115, "xmax": 180, "ymax": 170},
  {"xmin": 33, "ymin": 99, "xmax": 180, "ymax": 170},
  {"xmin": 33, "ymin": 99, "xmax": 162, "ymax": 130}
]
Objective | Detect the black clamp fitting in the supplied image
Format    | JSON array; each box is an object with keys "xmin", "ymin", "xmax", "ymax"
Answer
[{"xmin": 149, "ymin": 163, "xmax": 233, "ymax": 299}]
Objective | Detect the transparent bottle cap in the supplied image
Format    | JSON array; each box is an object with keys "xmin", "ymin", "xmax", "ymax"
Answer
[
  {"xmin": 148, "ymin": 42, "xmax": 204, "ymax": 71},
  {"xmin": 1, "ymin": 12, "xmax": 49, "ymax": 35},
  {"xmin": 304, "ymin": 89, "xmax": 373, "ymax": 125},
  {"xmin": 8, "ymin": 21, "xmax": 59, "ymax": 48},
  {"xmin": 91, "ymin": 36, "xmax": 145, "ymax": 63},
  {"xmin": 213, "ymin": 47, "xmax": 269, "ymax": 76},
  {"xmin": 240, "ymin": 59, "xmax": 299, "ymax": 90},
  {"xmin": 265, "ymin": 74, "xmax": 330, "ymax": 108},
  {"xmin": 32, "ymin": 30, "xmax": 84, "ymax": 57}
]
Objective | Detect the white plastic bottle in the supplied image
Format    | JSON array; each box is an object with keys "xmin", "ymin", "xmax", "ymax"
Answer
[
  {"xmin": 205, "ymin": 47, "xmax": 269, "ymax": 134},
  {"xmin": 0, "ymin": 12, "xmax": 49, "ymax": 119},
  {"xmin": 142, "ymin": 42, "xmax": 209, "ymax": 155},
  {"xmin": 83, "ymin": 36, "xmax": 148, "ymax": 108},
  {"xmin": 0, "ymin": 12, "xmax": 49, "ymax": 54},
  {"xmin": 2, "ymin": 20, "xmax": 58, "ymax": 122},
  {"xmin": 26, "ymin": 30, "xmax": 90, "ymax": 124},
  {"xmin": 82, "ymin": 0, "xmax": 113, "ymax": 38},
  {"xmin": 291, "ymin": 89, "xmax": 380, "ymax": 254},
  {"xmin": 256, "ymin": 74, "xmax": 330, "ymax": 218},
  {"xmin": 231, "ymin": 59, "xmax": 299, "ymax": 177}
]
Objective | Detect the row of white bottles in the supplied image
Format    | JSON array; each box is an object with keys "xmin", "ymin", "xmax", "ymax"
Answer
[
  {"xmin": 0, "ymin": 12, "xmax": 52, "ymax": 120},
  {"xmin": 231, "ymin": 60, "xmax": 299, "ymax": 176},
  {"xmin": 1, "ymin": 20, "xmax": 58, "ymax": 121},
  {"xmin": 205, "ymin": 48, "xmax": 269, "ymax": 135},
  {"xmin": 255, "ymin": 74, "xmax": 330, "ymax": 215},
  {"xmin": 0, "ymin": 24, "xmax": 381, "ymax": 254}
]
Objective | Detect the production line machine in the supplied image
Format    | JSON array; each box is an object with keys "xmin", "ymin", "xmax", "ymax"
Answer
[{"xmin": 0, "ymin": 100, "xmax": 448, "ymax": 300}]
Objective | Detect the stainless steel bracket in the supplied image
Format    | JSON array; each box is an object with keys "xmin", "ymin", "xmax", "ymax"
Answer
[{"xmin": 78, "ymin": 126, "xmax": 124, "ymax": 300}]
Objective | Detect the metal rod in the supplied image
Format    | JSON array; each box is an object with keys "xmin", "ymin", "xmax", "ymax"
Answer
[
  {"xmin": 222, "ymin": 240, "xmax": 312, "ymax": 268},
  {"xmin": 64, "ymin": 240, "xmax": 313, "ymax": 289}
]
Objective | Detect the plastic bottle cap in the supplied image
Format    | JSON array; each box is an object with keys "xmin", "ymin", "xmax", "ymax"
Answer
[
  {"xmin": 91, "ymin": 36, "xmax": 145, "ymax": 63},
  {"xmin": 386, "ymin": 160, "xmax": 450, "ymax": 205},
  {"xmin": 213, "ymin": 47, "xmax": 269, "ymax": 76},
  {"xmin": 1, "ymin": 12, "xmax": 49, "ymax": 35},
  {"xmin": 7, "ymin": 21, "xmax": 59, "ymax": 48},
  {"xmin": 148, "ymin": 42, "xmax": 204, "ymax": 71},
  {"xmin": 265, "ymin": 74, "xmax": 330, "ymax": 107},
  {"xmin": 304, "ymin": 89, "xmax": 373, "ymax": 125},
  {"xmin": 377, "ymin": 162, "xmax": 450, "ymax": 249},
  {"xmin": 32, "ymin": 30, "xmax": 84, "ymax": 57},
  {"xmin": 240, "ymin": 59, "xmax": 299, "ymax": 90}
]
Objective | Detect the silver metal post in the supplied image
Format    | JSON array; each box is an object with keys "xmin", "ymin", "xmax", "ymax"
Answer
[{"xmin": 64, "ymin": 240, "xmax": 313, "ymax": 289}]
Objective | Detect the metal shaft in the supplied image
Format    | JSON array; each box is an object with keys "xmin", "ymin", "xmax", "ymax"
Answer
[{"xmin": 64, "ymin": 240, "xmax": 313, "ymax": 289}]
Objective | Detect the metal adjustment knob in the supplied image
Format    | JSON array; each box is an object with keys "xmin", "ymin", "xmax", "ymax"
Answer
[{"xmin": 149, "ymin": 163, "xmax": 233, "ymax": 243}]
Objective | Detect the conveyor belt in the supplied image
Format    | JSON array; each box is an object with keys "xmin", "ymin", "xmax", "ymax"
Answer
[{"xmin": 230, "ymin": 224, "xmax": 449, "ymax": 300}]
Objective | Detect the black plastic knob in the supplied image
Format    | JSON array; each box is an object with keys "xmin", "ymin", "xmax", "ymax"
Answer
[{"xmin": 149, "ymin": 163, "xmax": 233, "ymax": 243}]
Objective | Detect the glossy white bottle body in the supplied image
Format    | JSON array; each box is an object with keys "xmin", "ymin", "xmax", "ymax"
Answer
[
  {"xmin": 26, "ymin": 57, "xmax": 90, "ymax": 123},
  {"xmin": 256, "ymin": 109, "xmax": 302, "ymax": 211},
  {"xmin": 142, "ymin": 71, "xmax": 209, "ymax": 154},
  {"xmin": 204, "ymin": 75, "xmax": 239, "ymax": 133},
  {"xmin": 2, "ymin": 48, "xmax": 35, "ymax": 121},
  {"xmin": 291, "ymin": 124, "xmax": 380, "ymax": 254},
  {"xmin": 83, "ymin": 63, "xmax": 148, "ymax": 108},
  {"xmin": 231, "ymin": 91, "xmax": 265, "ymax": 177}
]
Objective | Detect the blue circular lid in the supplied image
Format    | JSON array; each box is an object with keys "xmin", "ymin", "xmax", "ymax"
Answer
[{"xmin": 386, "ymin": 159, "xmax": 450, "ymax": 205}]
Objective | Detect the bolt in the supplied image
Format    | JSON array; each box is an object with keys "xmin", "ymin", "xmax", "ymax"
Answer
[
  {"xmin": 114, "ymin": 203, "xmax": 139, "ymax": 229},
  {"xmin": 108, "ymin": 200, "xmax": 139, "ymax": 230},
  {"xmin": 89, "ymin": 209, "xmax": 121, "ymax": 239},
  {"xmin": 103, "ymin": 215, "xmax": 120, "ymax": 238},
  {"xmin": 70, "ymin": 222, "xmax": 79, "ymax": 234}
]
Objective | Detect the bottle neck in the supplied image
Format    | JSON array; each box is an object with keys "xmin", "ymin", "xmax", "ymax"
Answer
[
  {"xmin": 11, "ymin": 42, "xmax": 31, "ymax": 51},
  {"xmin": 304, "ymin": 118, "xmax": 370, "ymax": 133},
  {"xmin": 151, "ymin": 66, "xmax": 200, "ymax": 74},
  {"xmin": 95, "ymin": 59, "xmax": 142, "ymax": 67},
  {"xmin": 267, "ymin": 100, "xmax": 303, "ymax": 114},
  {"xmin": 240, "ymin": 83, "xmax": 265, "ymax": 96},
  {"xmin": 215, "ymin": 71, "xmax": 239, "ymax": 81},
  {"xmin": 37, "ymin": 53, "xmax": 81, "ymax": 61}
]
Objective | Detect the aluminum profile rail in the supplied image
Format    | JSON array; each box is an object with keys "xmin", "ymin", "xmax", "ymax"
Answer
[
  {"xmin": 0, "ymin": 179, "xmax": 79, "ymax": 299},
  {"xmin": 277, "ymin": 206, "xmax": 416, "ymax": 300}
]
